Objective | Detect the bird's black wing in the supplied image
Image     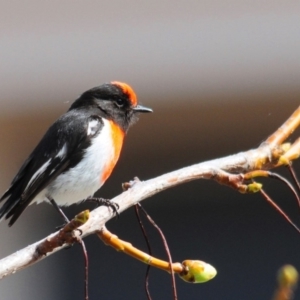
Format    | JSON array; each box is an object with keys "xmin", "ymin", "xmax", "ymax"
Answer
[{"xmin": 0, "ymin": 110, "xmax": 103, "ymax": 226}]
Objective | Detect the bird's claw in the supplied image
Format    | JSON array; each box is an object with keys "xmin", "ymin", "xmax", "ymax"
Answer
[{"xmin": 86, "ymin": 197, "xmax": 119, "ymax": 217}]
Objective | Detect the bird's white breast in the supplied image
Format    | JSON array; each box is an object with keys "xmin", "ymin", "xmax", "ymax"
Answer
[{"xmin": 35, "ymin": 119, "xmax": 117, "ymax": 206}]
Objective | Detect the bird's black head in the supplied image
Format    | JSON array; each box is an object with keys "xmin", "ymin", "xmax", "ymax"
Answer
[{"xmin": 70, "ymin": 82, "xmax": 152, "ymax": 132}]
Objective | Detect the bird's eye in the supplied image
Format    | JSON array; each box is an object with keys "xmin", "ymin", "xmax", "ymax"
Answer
[{"xmin": 114, "ymin": 98, "xmax": 125, "ymax": 108}]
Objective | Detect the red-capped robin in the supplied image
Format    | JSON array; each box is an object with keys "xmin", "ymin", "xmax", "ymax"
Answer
[{"xmin": 0, "ymin": 81, "xmax": 152, "ymax": 226}]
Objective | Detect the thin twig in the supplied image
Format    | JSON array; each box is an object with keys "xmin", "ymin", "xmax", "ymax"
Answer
[
  {"xmin": 268, "ymin": 172, "xmax": 300, "ymax": 211},
  {"xmin": 287, "ymin": 164, "xmax": 300, "ymax": 194},
  {"xmin": 260, "ymin": 189, "xmax": 300, "ymax": 234},
  {"xmin": 137, "ymin": 203, "xmax": 178, "ymax": 300},
  {"xmin": 97, "ymin": 227, "xmax": 216, "ymax": 283},
  {"xmin": 265, "ymin": 106, "xmax": 300, "ymax": 146},
  {"xmin": 80, "ymin": 240, "xmax": 89, "ymax": 300},
  {"xmin": 134, "ymin": 204, "xmax": 152, "ymax": 300}
]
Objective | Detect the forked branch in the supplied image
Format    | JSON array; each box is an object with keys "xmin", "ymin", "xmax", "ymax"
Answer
[{"xmin": 0, "ymin": 106, "xmax": 299, "ymax": 281}]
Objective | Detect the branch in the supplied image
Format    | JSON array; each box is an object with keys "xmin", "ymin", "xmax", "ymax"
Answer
[
  {"xmin": 0, "ymin": 106, "xmax": 299, "ymax": 280},
  {"xmin": 98, "ymin": 226, "xmax": 217, "ymax": 283}
]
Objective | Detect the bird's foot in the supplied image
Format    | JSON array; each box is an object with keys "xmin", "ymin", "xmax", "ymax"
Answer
[{"xmin": 86, "ymin": 197, "xmax": 119, "ymax": 216}]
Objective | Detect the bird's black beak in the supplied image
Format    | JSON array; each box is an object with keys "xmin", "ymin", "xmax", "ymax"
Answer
[{"xmin": 133, "ymin": 105, "xmax": 153, "ymax": 113}]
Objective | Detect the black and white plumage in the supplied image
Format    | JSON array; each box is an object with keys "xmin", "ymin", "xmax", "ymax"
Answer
[{"xmin": 0, "ymin": 82, "xmax": 152, "ymax": 226}]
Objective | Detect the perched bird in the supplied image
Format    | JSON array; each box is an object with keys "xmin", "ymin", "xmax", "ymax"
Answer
[{"xmin": 0, "ymin": 82, "xmax": 152, "ymax": 226}]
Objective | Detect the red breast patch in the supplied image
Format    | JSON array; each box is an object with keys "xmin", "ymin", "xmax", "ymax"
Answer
[{"xmin": 101, "ymin": 121, "xmax": 125, "ymax": 183}]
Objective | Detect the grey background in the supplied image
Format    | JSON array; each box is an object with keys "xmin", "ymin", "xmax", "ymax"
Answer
[{"xmin": 0, "ymin": 1, "xmax": 300, "ymax": 299}]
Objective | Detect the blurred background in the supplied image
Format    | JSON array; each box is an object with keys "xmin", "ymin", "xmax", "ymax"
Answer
[{"xmin": 0, "ymin": 1, "xmax": 300, "ymax": 299}]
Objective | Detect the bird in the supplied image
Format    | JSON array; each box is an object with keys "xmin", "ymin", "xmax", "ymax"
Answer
[{"xmin": 0, "ymin": 81, "xmax": 152, "ymax": 226}]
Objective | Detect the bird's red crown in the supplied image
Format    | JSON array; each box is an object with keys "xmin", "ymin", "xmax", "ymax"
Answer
[{"xmin": 111, "ymin": 81, "xmax": 137, "ymax": 107}]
